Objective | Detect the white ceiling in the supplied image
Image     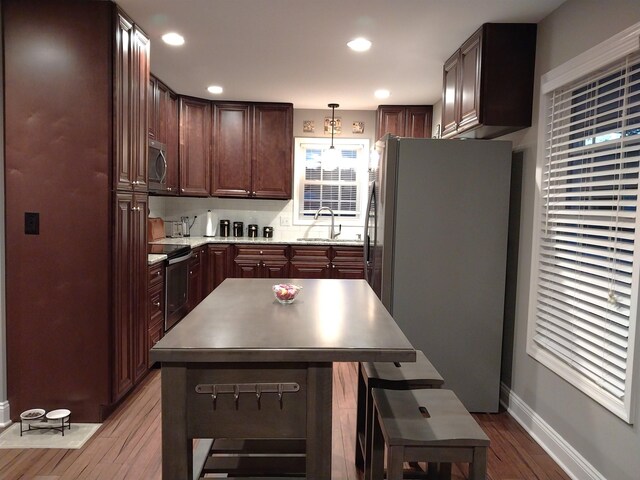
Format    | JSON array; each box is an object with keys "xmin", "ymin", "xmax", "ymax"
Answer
[{"xmin": 117, "ymin": 0, "xmax": 566, "ymax": 110}]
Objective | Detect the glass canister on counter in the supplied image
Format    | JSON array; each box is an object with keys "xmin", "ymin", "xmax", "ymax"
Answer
[
  {"xmin": 219, "ymin": 219, "xmax": 230, "ymax": 237},
  {"xmin": 263, "ymin": 226, "xmax": 274, "ymax": 238},
  {"xmin": 233, "ymin": 221, "xmax": 244, "ymax": 237},
  {"xmin": 248, "ymin": 224, "xmax": 258, "ymax": 238}
]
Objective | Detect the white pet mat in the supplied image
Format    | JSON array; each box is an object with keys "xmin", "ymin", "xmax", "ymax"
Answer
[{"xmin": 0, "ymin": 422, "xmax": 101, "ymax": 449}]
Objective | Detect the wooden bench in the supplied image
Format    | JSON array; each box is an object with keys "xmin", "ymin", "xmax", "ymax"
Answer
[
  {"xmin": 369, "ymin": 388, "xmax": 490, "ymax": 480},
  {"xmin": 356, "ymin": 350, "xmax": 444, "ymax": 476}
]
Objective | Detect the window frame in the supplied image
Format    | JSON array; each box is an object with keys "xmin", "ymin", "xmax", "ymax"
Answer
[
  {"xmin": 527, "ymin": 21, "xmax": 640, "ymax": 423},
  {"xmin": 292, "ymin": 137, "xmax": 370, "ymax": 226}
]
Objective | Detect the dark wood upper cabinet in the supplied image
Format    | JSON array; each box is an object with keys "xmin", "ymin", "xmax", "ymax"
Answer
[
  {"xmin": 212, "ymin": 102, "xmax": 293, "ymax": 199},
  {"xmin": 252, "ymin": 104, "xmax": 293, "ymax": 199},
  {"xmin": 376, "ymin": 105, "xmax": 433, "ymax": 140},
  {"xmin": 165, "ymin": 88, "xmax": 180, "ymax": 195},
  {"xmin": 115, "ymin": 15, "xmax": 148, "ymax": 192},
  {"xmin": 212, "ymin": 103, "xmax": 252, "ymax": 196},
  {"xmin": 441, "ymin": 23, "xmax": 537, "ymax": 139},
  {"xmin": 149, "ymin": 75, "xmax": 179, "ymax": 195},
  {"xmin": 179, "ymin": 96, "xmax": 211, "ymax": 196}
]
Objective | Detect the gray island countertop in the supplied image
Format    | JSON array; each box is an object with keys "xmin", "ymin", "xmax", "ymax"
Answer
[{"xmin": 150, "ymin": 278, "xmax": 415, "ymax": 364}]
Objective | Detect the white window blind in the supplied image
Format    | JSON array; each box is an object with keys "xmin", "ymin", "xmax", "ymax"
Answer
[
  {"xmin": 530, "ymin": 50, "xmax": 640, "ymax": 421},
  {"xmin": 293, "ymin": 138, "xmax": 369, "ymax": 225}
]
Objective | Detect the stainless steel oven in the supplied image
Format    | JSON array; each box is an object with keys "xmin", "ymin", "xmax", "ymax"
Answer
[{"xmin": 164, "ymin": 249, "xmax": 191, "ymax": 331}]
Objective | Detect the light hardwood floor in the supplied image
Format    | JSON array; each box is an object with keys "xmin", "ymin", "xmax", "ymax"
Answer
[{"xmin": 0, "ymin": 363, "xmax": 570, "ymax": 479}]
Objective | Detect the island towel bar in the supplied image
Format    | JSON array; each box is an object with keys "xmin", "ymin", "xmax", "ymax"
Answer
[{"xmin": 195, "ymin": 382, "xmax": 300, "ymax": 409}]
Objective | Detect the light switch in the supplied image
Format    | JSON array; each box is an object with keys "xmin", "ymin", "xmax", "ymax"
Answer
[{"xmin": 25, "ymin": 212, "xmax": 39, "ymax": 235}]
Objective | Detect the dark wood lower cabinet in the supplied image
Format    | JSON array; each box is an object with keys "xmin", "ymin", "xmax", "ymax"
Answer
[
  {"xmin": 290, "ymin": 245, "xmax": 364, "ymax": 279},
  {"xmin": 188, "ymin": 245, "xmax": 207, "ymax": 310},
  {"xmin": 148, "ymin": 262, "xmax": 165, "ymax": 361},
  {"xmin": 207, "ymin": 244, "xmax": 233, "ymax": 293},
  {"xmin": 233, "ymin": 245, "xmax": 289, "ymax": 278}
]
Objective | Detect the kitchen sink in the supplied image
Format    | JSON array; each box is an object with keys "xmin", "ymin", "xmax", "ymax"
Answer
[{"xmin": 296, "ymin": 237, "xmax": 358, "ymax": 243}]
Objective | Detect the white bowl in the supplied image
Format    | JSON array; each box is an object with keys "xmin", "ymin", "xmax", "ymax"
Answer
[
  {"xmin": 20, "ymin": 408, "xmax": 45, "ymax": 421},
  {"xmin": 46, "ymin": 409, "xmax": 71, "ymax": 421}
]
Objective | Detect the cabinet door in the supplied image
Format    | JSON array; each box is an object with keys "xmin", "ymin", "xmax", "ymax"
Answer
[
  {"xmin": 148, "ymin": 75, "xmax": 158, "ymax": 140},
  {"xmin": 233, "ymin": 259, "xmax": 262, "ymax": 278},
  {"xmin": 207, "ymin": 244, "xmax": 232, "ymax": 292},
  {"xmin": 165, "ymin": 90, "xmax": 180, "ymax": 195},
  {"xmin": 458, "ymin": 29, "xmax": 481, "ymax": 132},
  {"xmin": 212, "ymin": 103, "xmax": 252, "ymax": 197},
  {"xmin": 188, "ymin": 254, "xmax": 202, "ymax": 311},
  {"xmin": 113, "ymin": 193, "xmax": 134, "ymax": 402},
  {"xmin": 179, "ymin": 97, "xmax": 211, "ymax": 196},
  {"xmin": 441, "ymin": 51, "xmax": 460, "ymax": 138},
  {"xmin": 262, "ymin": 260, "xmax": 289, "ymax": 278},
  {"xmin": 404, "ymin": 106, "xmax": 433, "ymax": 138},
  {"xmin": 132, "ymin": 193, "xmax": 149, "ymax": 383},
  {"xmin": 376, "ymin": 106, "xmax": 405, "ymax": 140},
  {"xmin": 252, "ymin": 104, "xmax": 293, "ymax": 199},
  {"xmin": 131, "ymin": 26, "xmax": 149, "ymax": 192},
  {"xmin": 114, "ymin": 13, "xmax": 134, "ymax": 191}
]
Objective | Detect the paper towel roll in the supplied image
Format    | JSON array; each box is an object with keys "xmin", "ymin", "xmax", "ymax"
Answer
[{"xmin": 204, "ymin": 210, "xmax": 217, "ymax": 237}]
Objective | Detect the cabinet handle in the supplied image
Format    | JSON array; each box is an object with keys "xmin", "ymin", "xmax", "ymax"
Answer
[
  {"xmin": 252, "ymin": 191, "xmax": 256, "ymax": 196},
  {"xmin": 167, "ymin": 187, "xmax": 172, "ymax": 192},
  {"xmin": 156, "ymin": 271, "xmax": 161, "ymax": 276},
  {"xmin": 326, "ymin": 264, "xmax": 330, "ymax": 268},
  {"xmin": 153, "ymin": 301, "xmax": 160, "ymax": 307},
  {"xmin": 256, "ymin": 262, "xmax": 260, "ymax": 266},
  {"xmin": 259, "ymin": 251, "xmax": 263, "ymax": 255},
  {"xmin": 182, "ymin": 188, "xmax": 185, "ymax": 192}
]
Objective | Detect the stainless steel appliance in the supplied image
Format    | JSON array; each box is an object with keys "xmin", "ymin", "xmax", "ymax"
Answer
[
  {"xmin": 365, "ymin": 135, "xmax": 512, "ymax": 412},
  {"xmin": 148, "ymin": 139, "xmax": 167, "ymax": 192},
  {"xmin": 149, "ymin": 244, "xmax": 192, "ymax": 331}
]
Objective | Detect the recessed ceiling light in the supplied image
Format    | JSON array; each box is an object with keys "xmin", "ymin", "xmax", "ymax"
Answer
[
  {"xmin": 161, "ymin": 32, "xmax": 184, "ymax": 46},
  {"xmin": 207, "ymin": 85, "xmax": 223, "ymax": 95},
  {"xmin": 347, "ymin": 37, "xmax": 372, "ymax": 52},
  {"xmin": 374, "ymin": 89, "xmax": 390, "ymax": 99}
]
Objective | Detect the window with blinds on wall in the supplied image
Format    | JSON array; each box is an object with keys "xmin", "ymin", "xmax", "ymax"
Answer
[
  {"xmin": 529, "ymin": 49, "xmax": 640, "ymax": 421},
  {"xmin": 293, "ymin": 138, "xmax": 369, "ymax": 224}
]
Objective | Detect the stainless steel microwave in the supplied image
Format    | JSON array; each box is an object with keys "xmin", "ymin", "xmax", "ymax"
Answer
[{"xmin": 148, "ymin": 139, "xmax": 167, "ymax": 192}]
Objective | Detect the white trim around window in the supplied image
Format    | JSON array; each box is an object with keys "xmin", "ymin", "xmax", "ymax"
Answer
[
  {"xmin": 292, "ymin": 137, "xmax": 369, "ymax": 226},
  {"xmin": 528, "ymin": 21, "xmax": 640, "ymax": 423}
]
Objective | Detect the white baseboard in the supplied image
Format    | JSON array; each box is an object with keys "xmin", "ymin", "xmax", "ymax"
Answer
[
  {"xmin": 500, "ymin": 382, "xmax": 604, "ymax": 480},
  {"xmin": 0, "ymin": 400, "xmax": 11, "ymax": 428}
]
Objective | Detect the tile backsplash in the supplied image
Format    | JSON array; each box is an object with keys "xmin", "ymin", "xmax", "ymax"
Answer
[{"xmin": 149, "ymin": 196, "xmax": 364, "ymax": 241}]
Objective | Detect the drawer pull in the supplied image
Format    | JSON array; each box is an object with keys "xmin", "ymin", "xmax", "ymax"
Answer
[{"xmin": 153, "ymin": 301, "xmax": 160, "ymax": 307}]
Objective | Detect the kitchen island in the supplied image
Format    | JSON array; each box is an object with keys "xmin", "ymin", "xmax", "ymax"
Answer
[{"xmin": 150, "ymin": 278, "xmax": 415, "ymax": 479}]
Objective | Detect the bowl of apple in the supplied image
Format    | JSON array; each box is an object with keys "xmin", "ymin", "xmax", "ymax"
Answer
[{"xmin": 272, "ymin": 283, "xmax": 302, "ymax": 304}]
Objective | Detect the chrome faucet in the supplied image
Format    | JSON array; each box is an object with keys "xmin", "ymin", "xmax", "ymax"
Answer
[{"xmin": 314, "ymin": 206, "xmax": 341, "ymax": 239}]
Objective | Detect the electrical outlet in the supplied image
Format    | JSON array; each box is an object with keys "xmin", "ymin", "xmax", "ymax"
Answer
[{"xmin": 280, "ymin": 215, "xmax": 291, "ymax": 226}]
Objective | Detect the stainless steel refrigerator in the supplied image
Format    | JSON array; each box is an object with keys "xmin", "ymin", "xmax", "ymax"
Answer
[{"xmin": 364, "ymin": 135, "xmax": 512, "ymax": 412}]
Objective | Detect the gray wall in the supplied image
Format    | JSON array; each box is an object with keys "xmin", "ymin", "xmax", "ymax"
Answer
[{"xmin": 502, "ymin": 1, "xmax": 640, "ymax": 479}]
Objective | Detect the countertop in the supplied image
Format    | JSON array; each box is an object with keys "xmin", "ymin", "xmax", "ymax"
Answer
[
  {"xmin": 149, "ymin": 278, "xmax": 415, "ymax": 363},
  {"xmin": 147, "ymin": 235, "xmax": 364, "ymax": 265}
]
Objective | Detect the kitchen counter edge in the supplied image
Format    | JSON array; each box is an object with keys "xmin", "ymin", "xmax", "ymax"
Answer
[{"xmin": 147, "ymin": 236, "xmax": 364, "ymax": 265}]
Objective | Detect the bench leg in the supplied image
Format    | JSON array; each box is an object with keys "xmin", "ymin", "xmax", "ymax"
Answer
[
  {"xmin": 439, "ymin": 462, "xmax": 452, "ymax": 480},
  {"xmin": 368, "ymin": 408, "xmax": 385, "ymax": 480},
  {"xmin": 355, "ymin": 363, "xmax": 366, "ymax": 470},
  {"xmin": 387, "ymin": 446, "xmax": 404, "ymax": 480},
  {"xmin": 470, "ymin": 446, "xmax": 487, "ymax": 480}
]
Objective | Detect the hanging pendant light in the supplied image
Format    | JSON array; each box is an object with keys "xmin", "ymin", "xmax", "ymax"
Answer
[{"xmin": 322, "ymin": 103, "xmax": 340, "ymax": 170}]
